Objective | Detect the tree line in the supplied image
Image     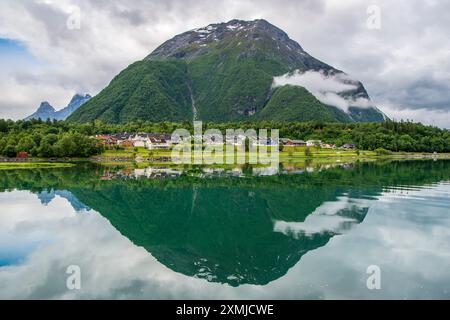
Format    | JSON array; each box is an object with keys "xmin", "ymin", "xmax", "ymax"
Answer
[
  {"xmin": 0, "ymin": 119, "xmax": 104, "ymax": 158},
  {"xmin": 0, "ymin": 118, "xmax": 449, "ymax": 157},
  {"xmin": 204, "ymin": 120, "xmax": 450, "ymax": 152}
]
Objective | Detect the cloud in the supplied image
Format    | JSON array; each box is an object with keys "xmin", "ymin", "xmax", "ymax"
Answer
[
  {"xmin": 274, "ymin": 70, "xmax": 357, "ymax": 94},
  {"xmin": 0, "ymin": 0, "xmax": 449, "ymax": 126},
  {"xmin": 273, "ymin": 70, "xmax": 373, "ymax": 111},
  {"xmin": 380, "ymin": 103, "xmax": 450, "ymax": 129}
]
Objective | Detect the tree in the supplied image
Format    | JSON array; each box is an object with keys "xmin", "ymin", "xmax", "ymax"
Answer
[
  {"xmin": 41, "ymin": 134, "xmax": 58, "ymax": 146},
  {"xmin": 3, "ymin": 145, "xmax": 17, "ymax": 158},
  {"xmin": 0, "ymin": 119, "xmax": 9, "ymax": 133},
  {"xmin": 245, "ymin": 138, "xmax": 250, "ymax": 153},
  {"xmin": 397, "ymin": 134, "xmax": 414, "ymax": 152},
  {"xmin": 304, "ymin": 147, "xmax": 312, "ymax": 157},
  {"xmin": 375, "ymin": 148, "xmax": 391, "ymax": 155},
  {"xmin": 285, "ymin": 146, "xmax": 294, "ymax": 157},
  {"xmin": 0, "ymin": 137, "xmax": 7, "ymax": 155},
  {"xmin": 53, "ymin": 134, "xmax": 77, "ymax": 157},
  {"xmin": 37, "ymin": 141, "xmax": 55, "ymax": 158},
  {"xmin": 17, "ymin": 136, "xmax": 36, "ymax": 152}
]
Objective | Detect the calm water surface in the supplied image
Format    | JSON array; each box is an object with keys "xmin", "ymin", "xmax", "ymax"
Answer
[{"xmin": 0, "ymin": 160, "xmax": 449, "ymax": 299}]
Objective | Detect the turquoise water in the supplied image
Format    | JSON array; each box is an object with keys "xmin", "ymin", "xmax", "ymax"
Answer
[{"xmin": 0, "ymin": 160, "xmax": 449, "ymax": 299}]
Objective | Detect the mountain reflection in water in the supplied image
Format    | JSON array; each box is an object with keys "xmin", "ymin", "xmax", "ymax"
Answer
[{"xmin": 0, "ymin": 160, "xmax": 449, "ymax": 298}]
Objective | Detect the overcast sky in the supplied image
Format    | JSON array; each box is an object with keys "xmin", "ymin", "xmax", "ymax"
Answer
[{"xmin": 0, "ymin": 0, "xmax": 449, "ymax": 127}]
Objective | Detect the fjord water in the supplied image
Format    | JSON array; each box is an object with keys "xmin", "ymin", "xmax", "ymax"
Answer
[{"xmin": 0, "ymin": 160, "xmax": 449, "ymax": 299}]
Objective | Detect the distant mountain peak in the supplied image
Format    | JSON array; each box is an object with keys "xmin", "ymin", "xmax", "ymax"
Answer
[
  {"xmin": 69, "ymin": 93, "xmax": 92, "ymax": 104},
  {"xmin": 25, "ymin": 93, "xmax": 91, "ymax": 121},
  {"xmin": 36, "ymin": 101, "xmax": 56, "ymax": 113}
]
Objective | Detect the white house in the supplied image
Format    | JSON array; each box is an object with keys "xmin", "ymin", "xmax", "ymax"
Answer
[
  {"xmin": 131, "ymin": 134, "xmax": 148, "ymax": 148},
  {"xmin": 131, "ymin": 134, "xmax": 172, "ymax": 149},
  {"xmin": 203, "ymin": 135, "xmax": 223, "ymax": 146},
  {"xmin": 306, "ymin": 140, "xmax": 322, "ymax": 147}
]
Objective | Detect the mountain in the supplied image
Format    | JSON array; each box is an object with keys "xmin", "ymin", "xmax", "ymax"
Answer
[
  {"xmin": 25, "ymin": 93, "xmax": 91, "ymax": 121},
  {"xmin": 68, "ymin": 19, "xmax": 385, "ymax": 124},
  {"xmin": 25, "ymin": 102, "xmax": 56, "ymax": 121},
  {"xmin": 37, "ymin": 189, "xmax": 90, "ymax": 212},
  {"xmin": 54, "ymin": 94, "xmax": 92, "ymax": 120}
]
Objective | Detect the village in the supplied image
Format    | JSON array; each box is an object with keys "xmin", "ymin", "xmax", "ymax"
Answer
[{"xmin": 94, "ymin": 133, "xmax": 357, "ymax": 150}]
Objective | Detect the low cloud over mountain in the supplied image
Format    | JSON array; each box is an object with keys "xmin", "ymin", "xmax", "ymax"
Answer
[{"xmin": 273, "ymin": 70, "xmax": 375, "ymax": 112}]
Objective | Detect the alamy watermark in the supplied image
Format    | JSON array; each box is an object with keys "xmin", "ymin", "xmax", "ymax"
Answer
[
  {"xmin": 171, "ymin": 121, "xmax": 279, "ymax": 166},
  {"xmin": 367, "ymin": 5, "xmax": 382, "ymax": 30},
  {"xmin": 366, "ymin": 265, "xmax": 381, "ymax": 290},
  {"xmin": 66, "ymin": 6, "xmax": 81, "ymax": 30},
  {"xmin": 66, "ymin": 265, "xmax": 81, "ymax": 290}
]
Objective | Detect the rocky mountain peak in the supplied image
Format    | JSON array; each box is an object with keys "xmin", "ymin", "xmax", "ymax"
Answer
[
  {"xmin": 36, "ymin": 102, "xmax": 55, "ymax": 113},
  {"xmin": 69, "ymin": 93, "xmax": 92, "ymax": 105},
  {"xmin": 147, "ymin": 19, "xmax": 305, "ymax": 62},
  {"xmin": 25, "ymin": 94, "xmax": 91, "ymax": 121}
]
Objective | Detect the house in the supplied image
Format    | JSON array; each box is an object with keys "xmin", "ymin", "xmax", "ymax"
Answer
[
  {"xmin": 281, "ymin": 139, "xmax": 306, "ymax": 146},
  {"xmin": 147, "ymin": 136, "xmax": 171, "ymax": 150},
  {"xmin": 341, "ymin": 143, "xmax": 356, "ymax": 150},
  {"xmin": 95, "ymin": 135, "xmax": 118, "ymax": 146},
  {"xmin": 16, "ymin": 152, "xmax": 29, "ymax": 158},
  {"xmin": 267, "ymin": 138, "xmax": 279, "ymax": 146},
  {"xmin": 96, "ymin": 132, "xmax": 175, "ymax": 149},
  {"xmin": 120, "ymin": 140, "xmax": 134, "ymax": 148},
  {"xmin": 130, "ymin": 133, "xmax": 174, "ymax": 149},
  {"xmin": 292, "ymin": 140, "xmax": 306, "ymax": 146},
  {"xmin": 225, "ymin": 135, "xmax": 257, "ymax": 147},
  {"xmin": 170, "ymin": 134, "xmax": 184, "ymax": 145},
  {"xmin": 131, "ymin": 134, "xmax": 148, "ymax": 148},
  {"xmin": 204, "ymin": 135, "xmax": 223, "ymax": 146},
  {"xmin": 115, "ymin": 133, "xmax": 133, "ymax": 146},
  {"xmin": 246, "ymin": 137, "xmax": 279, "ymax": 147},
  {"xmin": 254, "ymin": 138, "xmax": 278, "ymax": 147},
  {"xmin": 306, "ymin": 140, "xmax": 322, "ymax": 147},
  {"xmin": 96, "ymin": 133, "xmax": 136, "ymax": 147},
  {"xmin": 320, "ymin": 143, "xmax": 335, "ymax": 149},
  {"xmin": 230, "ymin": 135, "xmax": 247, "ymax": 146}
]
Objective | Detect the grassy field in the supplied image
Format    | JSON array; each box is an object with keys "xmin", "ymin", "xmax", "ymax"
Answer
[
  {"xmin": 94, "ymin": 146, "xmax": 450, "ymax": 165},
  {"xmin": 1, "ymin": 146, "xmax": 447, "ymax": 171},
  {"xmin": 0, "ymin": 162, "xmax": 75, "ymax": 170},
  {"xmin": 97, "ymin": 146, "xmax": 375, "ymax": 161},
  {"xmin": 99, "ymin": 147, "xmax": 172, "ymax": 158}
]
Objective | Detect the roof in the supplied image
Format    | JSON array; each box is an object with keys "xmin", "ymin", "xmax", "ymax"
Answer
[{"xmin": 149, "ymin": 137, "xmax": 170, "ymax": 143}]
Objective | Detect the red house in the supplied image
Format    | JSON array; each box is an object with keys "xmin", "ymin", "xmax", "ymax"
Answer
[{"xmin": 16, "ymin": 152, "xmax": 29, "ymax": 158}]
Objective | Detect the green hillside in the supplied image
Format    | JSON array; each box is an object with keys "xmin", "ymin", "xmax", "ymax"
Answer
[{"xmin": 69, "ymin": 60, "xmax": 193, "ymax": 123}]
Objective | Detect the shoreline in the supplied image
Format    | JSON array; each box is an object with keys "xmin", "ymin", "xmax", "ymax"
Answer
[
  {"xmin": 0, "ymin": 162, "xmax": 75, "ymax": 170},
  {"xmin": 1, "ymin": 152, "xmax": 450, "ymax": 170}
]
